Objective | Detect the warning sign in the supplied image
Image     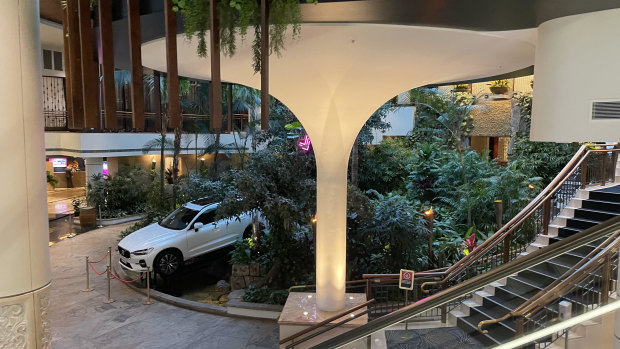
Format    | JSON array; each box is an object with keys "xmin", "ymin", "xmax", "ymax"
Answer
[{"xmin": 399, "ymin": 269, "xmax": 414, "ymax": 290}]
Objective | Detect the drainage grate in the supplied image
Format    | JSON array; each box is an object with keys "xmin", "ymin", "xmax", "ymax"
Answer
[{"xmin": 592, "ymin": 101, "xmax": 620, "ymax": 119}]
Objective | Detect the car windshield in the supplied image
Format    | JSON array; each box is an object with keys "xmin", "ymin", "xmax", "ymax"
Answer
[{"xmin": 159, "ymin": 206, "xmax": 199, "ymax": 230}]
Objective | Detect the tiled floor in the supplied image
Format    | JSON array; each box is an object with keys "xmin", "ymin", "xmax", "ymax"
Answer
[
  {"xmin": 47, "ymin": 187, "xmax": 85, "ymax": 218},
  {"xmin": 49, "ymin": 222, "xmax": 279, "ymax": 349}
]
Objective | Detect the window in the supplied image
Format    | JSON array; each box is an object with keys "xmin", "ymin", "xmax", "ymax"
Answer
[
  {"xmin": 42, "ymin": 50, "xmax": 52, "ymax": 70},
  {"xmin": 159, "ymin": 207, "xmax": 199, "ymax": 230},
  {"xmin": 53, "ymin": 51, "xmax": 63, "ymax": 71},
  {"xmin": 194, "ymin": 208, "xmax": 217, "ymax": 225},
  {"xmin": 42, "ymin": 49, "xmax": 63, "ymax": 71}
]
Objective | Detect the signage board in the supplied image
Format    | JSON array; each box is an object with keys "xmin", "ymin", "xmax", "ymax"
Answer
[
  {"xmin": 102, "ymin": 161, "xmax": 109, "ymax": 176},
  {"xmin": 50, "ymin": 158, "xmax": 67, "ymax": 168},
  {"xmin": 399, "ymin": 269, "xmax": 415, "ymax": 290}
]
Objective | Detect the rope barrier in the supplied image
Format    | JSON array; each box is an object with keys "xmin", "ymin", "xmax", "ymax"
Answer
[
  {"xmin": 89, "ymin": 251, "xmax": 110, "ymax": 264},
  {"xmin": 109, "ymin": 271, "xmax": 146, "ymax": 283},
  {"xmin": 88, "ymin": 262, "xmax": 107, "ymax": 276}
]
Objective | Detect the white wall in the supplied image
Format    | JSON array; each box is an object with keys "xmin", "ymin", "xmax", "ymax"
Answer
[
  {"xmin": 531, "ymin": 8, "xmax": 620, "ymax": 142},
  {"xmin": 371, "ymin": 106, "xmax": 415, "ymax": 144}
]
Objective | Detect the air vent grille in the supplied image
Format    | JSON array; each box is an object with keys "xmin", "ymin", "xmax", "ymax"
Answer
[{"xmin": 592, "ymin": 101, "xmax": 620, "ymax": 119}]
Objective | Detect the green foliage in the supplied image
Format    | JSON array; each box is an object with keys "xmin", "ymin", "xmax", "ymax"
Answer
[
  {"xmin": 242, "ymin": 285, "xmax": 289, "ymax": 305},
  {"xmin": 491, "ymin": 79, "xmax": 510, "ymax": 88},
  {"xmin": 177, "ymin": 0, "xmax": 312, "ymax": 73},
  {"xmin": 46, "ymin": 171, "xmax": 58, "ymax": 189},
  {"xmin": 217, "ymin": 137, "xmax": 317, "ymax": 286},
  {"xmin": 86, "ymin": 166, "xmax": 150, "ymax": 218},
  {"xmin": 358, "ymin": 139, "xmax": 412, "ymax": 194}
]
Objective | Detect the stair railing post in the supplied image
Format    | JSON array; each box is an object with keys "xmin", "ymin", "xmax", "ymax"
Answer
[
  {"xmin": 581, "ymin": 160, "xmax": 587, "ymax": 189},
  {"xmin": 601, "ymin": 254, "xmax": 611, "ymax": 305},
  {"xmin": 602, "ymin": 151, "xmax": 608, "ymax": 186},
  {"xmin": 515, "ymin": 316, "xmax": 525, "ymax": 349},
  {"xmin": 612, "ymin": 151, "xmax": 618, "ymax": 183},
  {"xmin": 542, "ymin": 198, "xmax": 551, "ymax": 236}
]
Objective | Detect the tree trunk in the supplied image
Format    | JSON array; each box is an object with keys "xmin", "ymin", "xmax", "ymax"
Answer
[
  {"xmin": 211, "ymin": 130, "xmax": 221, "ymax": 177},
  {"xmin": 172, "ymin": 126, "xmax": 181, "ymax": 208}
]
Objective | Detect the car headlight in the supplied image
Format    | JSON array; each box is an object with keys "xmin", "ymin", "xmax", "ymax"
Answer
[{"xmin": 131, "ymin": 248, "xmax": 153, "ymax": 256}]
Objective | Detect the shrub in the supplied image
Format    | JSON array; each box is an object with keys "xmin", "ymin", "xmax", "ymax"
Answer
[
  {"xmin": 87, "ymin": 166, "xmax": 149, "ymax": 218},
  {"xmin": 242, "ymin": 285, "xmax": 289, "ymax": 305},
  {"xmin": 46, "ymin": 171, "xmax": 58, "ymax": 189}
]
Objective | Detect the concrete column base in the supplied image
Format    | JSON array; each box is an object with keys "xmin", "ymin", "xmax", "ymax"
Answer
[
  {"xmin": 278, "ymin": 292, "xmax": 368, "ymax": 348},
  {"xmin": 0, "ymin": 284, "xmax": 51, "ymax": 349}
]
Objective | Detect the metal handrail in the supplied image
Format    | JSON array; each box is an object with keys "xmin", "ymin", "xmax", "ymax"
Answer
[
  {"xmin": 421, "ymin": 144, "xmax": 620, "ymax": 292},
  {"xmin": 279, "ymin": 298, "xmax": 376, "ymax": 347},
  {"xmin": 311, "ymin": 215, "xmax": 620, "ymax": 349},
  {"xmin": 477, "ymin": 230, "xmax": 620, "ymax": 333}
]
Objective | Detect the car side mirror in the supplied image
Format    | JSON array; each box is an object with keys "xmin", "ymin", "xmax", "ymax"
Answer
[{"xmin": 193, "ymin": 222, "xmax": 204, "ymax": 232}]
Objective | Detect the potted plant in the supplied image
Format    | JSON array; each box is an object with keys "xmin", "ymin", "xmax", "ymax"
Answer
[
  {"xmin": 490, "ymin": 79, "xmax": 510, "ymax": 94},
  {"xmin": 453, "ymin": 84, "xmax": 469, "ymax": 93}
]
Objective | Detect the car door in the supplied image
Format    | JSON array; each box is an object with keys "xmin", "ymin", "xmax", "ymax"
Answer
[{"xmin": 185, "ymin": 207, "xmax": 219, "ymax": 258}]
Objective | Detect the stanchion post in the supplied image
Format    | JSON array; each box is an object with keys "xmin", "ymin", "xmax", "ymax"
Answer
[
  {"xmin": 143, "ymin": 268, "xmax": 153, "ymax": 305},
  {"xmin": 68, "ymin": 214, "xmax": 76, "ymax": 238},
  {"xmin": 402, "ymin": 290, "xmax": 410, "ymax": 339},
  {"xmin": 104, "ymin": 266, "xmax": 115, "ymax": 304},
  {"xmin": 108, "ymin": 246, "xmax": 112, "ymax": 271},
  {"xmin": 98, "ymin": 205, "xmax": 103, "ymax": 228},
  {"xmin": 82, "ymin": 256, "xmax": 93, "ymax": 292}
]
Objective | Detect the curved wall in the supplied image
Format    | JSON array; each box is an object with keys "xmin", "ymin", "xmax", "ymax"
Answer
[{"xmin": 531, "ymin": 8, "xmax": 620, "ymax": 142}]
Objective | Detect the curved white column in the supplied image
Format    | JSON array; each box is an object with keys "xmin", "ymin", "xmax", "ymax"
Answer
[
  {"xmin": 532, "ymin": 8, "xmax": 620, "ymax": 142},
  {"xmin": 0, "ymin": 0, "xmax": 52, "ymax": 347},
  {"xmin": 143, "ymin": 23, "xmax": 535, "ymax": 311}
]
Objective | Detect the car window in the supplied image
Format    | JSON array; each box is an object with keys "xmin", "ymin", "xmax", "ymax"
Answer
[
  {"xmin": 194, "ymin": 208, "xmax": 217, "ymax": 225},
  {"xmin": 159, "ymin": 206, "xmax": 199, "ymax": 230}
]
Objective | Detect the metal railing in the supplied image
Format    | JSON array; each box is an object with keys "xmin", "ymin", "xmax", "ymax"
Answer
[
  {"xmin": 420, "ymin": 144, "xmax": 619, "ymax": 300},
  {"xmin": 44, "ymin": 110, "xmax": 68, "ymax": 130},
  {"xmin": 313, "ymin": 216, "xmax": 620, "ymax": 348}
]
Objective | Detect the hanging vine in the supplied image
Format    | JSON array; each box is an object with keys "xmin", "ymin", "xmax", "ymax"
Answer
[{"xmin": 172, "ymin": 0, "xmax": 316, "ymax": 73}]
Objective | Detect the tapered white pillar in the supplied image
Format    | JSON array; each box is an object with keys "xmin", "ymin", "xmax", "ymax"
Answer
[{"xmin": 0, "ymin": 0, "xmax": 52, "ymax": 347}]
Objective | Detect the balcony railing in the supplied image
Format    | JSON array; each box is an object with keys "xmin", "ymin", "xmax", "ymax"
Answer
[
  {"xmin": 44, "ymin": 110, "xmax": 249, "ymax": 134},
  {"xmin": 44, "ymin": 110, "xmax": 68, "ymax": 130}
]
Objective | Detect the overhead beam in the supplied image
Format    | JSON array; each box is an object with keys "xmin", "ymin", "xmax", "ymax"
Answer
[
  {"xmin": 98, "ymin": 0, "xmax": 116, "ymax": 130},
  {"xmin": 78, "ymin": 0, "xmax": 99, "ymax": 129},
  {"xmin": 260, "ymin": 0, "xmax": 269, "ymax": 130},
  {"xmin": 66, "ymin": 0, "xmax": 84, "ymax": 129},
  {"xmin": 127, "ymin": 0, "xmax": 145, "ymax": 131},
  {"xmin": 209, "ymin": 0, "xmax": 222, "ymax": 131},
  {"xmin": 165, "ymin": 0, "xmax": 180, "ymax": 129}
]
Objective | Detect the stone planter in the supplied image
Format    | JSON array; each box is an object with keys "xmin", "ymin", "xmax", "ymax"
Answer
[
  {"xmin": 231, "ymin": 263, "xmax": 266, "ymax": 290},
  {"xmin": 490, "ymin": 86, "xmax": 509, "ymax": 95}
]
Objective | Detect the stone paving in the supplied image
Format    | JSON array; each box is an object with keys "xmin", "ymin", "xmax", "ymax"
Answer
[{"xmin": 49, "ymin": 222, "xmax": 279, "ymax": 349}]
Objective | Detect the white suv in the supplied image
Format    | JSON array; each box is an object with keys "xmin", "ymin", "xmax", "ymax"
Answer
[{"xmin": 118, "ymin": 198, "xmax": 254, "ymax": 276}]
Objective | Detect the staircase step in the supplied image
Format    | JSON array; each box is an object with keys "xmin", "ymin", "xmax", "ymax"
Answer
[
  {"xmin": 573, "ymin": 208, "xmax": 619, "ymax": 222},
  {"xmin": 456, "ymin": 316, "xmax": 501, "ymax": 347},
  {"xmin": 565, "ymin": 217, "xmax": 605, "ymax": 230},
  {"xmin": 588, "ymin": 191, "xmax": 620, "ymax": 203},
  {"xmin": 581, "ymin": 199, "xmax": 620, "ymax": 213}
]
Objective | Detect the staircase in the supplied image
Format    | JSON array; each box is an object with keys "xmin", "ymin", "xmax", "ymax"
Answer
[{"xmin": 449, "ymin": 186, "xmax": 620, "ymax": 347}]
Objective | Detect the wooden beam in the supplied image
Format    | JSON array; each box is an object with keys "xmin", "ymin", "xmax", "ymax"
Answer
[
  {"xmin": 210, "ymin": 0, "xmax": 222, "ymax": 131},
  {"xmin": 61, "ymin": 7, "xmax": 73, "ymax": 126},
  {"xmin": 78, "ymin": 0, "xmax": 99, "ymax": 129},
  {"xmin": 98, "ymin": 0, "xmax": 116, "ymax": 130},
  {"xmin": 227, "ymin": 83, "xmax": 233, "ymax": 132},
  {"xmin": 127, "ymin": 0, "xmax": 145, "ymax": 131},
  {"xmin": 154, "ymin": 70, "xmax": 162, "ymax": 132},
  {"xmin": 260, "ymin": 0, "xmax": 269, "ymax": 130},
  {"xmin": 66, "ymin": 0, "xmax": 84, "ymax": 129},
  {"xmin": 165, "ymin": 0, "xmax": 180, "ymax": 129}
]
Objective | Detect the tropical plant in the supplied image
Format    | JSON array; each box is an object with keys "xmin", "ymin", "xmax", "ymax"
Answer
[
  {"xmin": 46, "ymin": 171, "xmax": 58, "ymax": 189},
  {"xmin": 491, "ymin": 79, "xmax": 510, "ymax": 88},
  {"xmin": 175, "ymin": 0, "xmax": 316, "ymax": 73},
  {"xmin": 86, "ymin": 166, "xmax": 150, "ymax": 218},
  {"xmin": 357, "ymin": 138, "xmax": 412, "ymax": 194}
]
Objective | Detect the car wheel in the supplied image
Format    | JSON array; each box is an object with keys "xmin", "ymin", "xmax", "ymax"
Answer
[{"xmin": 154, "ymin": 250, "xmax": 182, "ymax": 277}]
